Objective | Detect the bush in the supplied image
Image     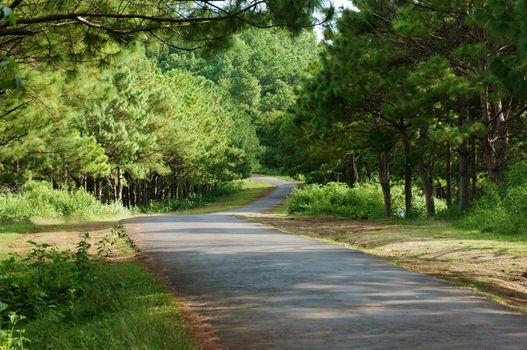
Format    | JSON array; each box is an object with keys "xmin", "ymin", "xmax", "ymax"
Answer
[
  {"xmin": 288, "ymin": 182, "xmax": 385, "ymax": 219},
  {"xmin": 0, "ymin": 182, "xmax": 128, "ymax": 222},
  {"xmin": 140, "ymin": 197, "xmax": 206, "ymax": 213},
  {"xmin": 0, "ymin": 227, "xmax": 133, "ymax": 321},
  {"xmin": 460, "ymin": 162, "xmax": 527, "ymax": 234},
  {"xmin": 288, "ymin": 181, "xmax": 448, "ymax": 219},
  {"xmin": 206, "ymin": 180, "xmax": 244, "ymax": 198}
]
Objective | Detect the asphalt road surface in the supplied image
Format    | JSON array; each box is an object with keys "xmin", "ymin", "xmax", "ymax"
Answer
[{"xmin": 124, "ymin": 176, "xmax": 527, "ymax": 350}]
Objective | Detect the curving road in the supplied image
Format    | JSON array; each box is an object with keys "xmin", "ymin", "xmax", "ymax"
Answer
[{"xmin": 124, "ymin": 176, "xmax": 527, "ymax": 350}]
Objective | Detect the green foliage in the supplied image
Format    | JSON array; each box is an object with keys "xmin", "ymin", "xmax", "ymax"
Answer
[
  {"xmin": 288, "ymin": 182, "xmax": 386, "ymax": 219},
  {"xmin": 0, "ymin": 233, "xmax": 112, "ymax": 320},
  {"xmin": 288, "ymin": 182, "xmax": 447, "ymax": 219},
  {"xmin": 140, "ymin": 197, "xmax": 206, "ymax": 214},
  {"xmin": 460, "ymin": 162, "xmax": 527, "ymax": 234},
  {"xmin": 158, "ymin": 28, "xmax": 318, "ymax": 169},
  {"xmin": 0, "ymin": 228, "xmax": 194, "ymax": 349},
  {"xmin": 0, "ymin": 182, "xmax": 128, "ymax": 222},
  {"xmin": 0, "ymin": 311, "xmax": 28, "ymax": 350}
]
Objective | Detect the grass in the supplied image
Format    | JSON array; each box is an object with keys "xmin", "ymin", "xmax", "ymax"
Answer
[
  {"xmin": 266, "ymin": 197, "xmax": 289, "ymax": 215},
  {"xmin": 0, "ymin": 177, "xmax": 275, "ymax": 349},
  {"xmin": 0, "ymin": 221, "xmax": 196, "ymax": 350},
  {"xmin": 26, "ymin": 262, "xmax": 195, "ymax": 350},
  {"xmin": 171, "ymin": 179, "xmax": 275, "ymax": 214},
  {"xmin": 251, "ymin": 205, "xmax": 527, "ymax": 314}
]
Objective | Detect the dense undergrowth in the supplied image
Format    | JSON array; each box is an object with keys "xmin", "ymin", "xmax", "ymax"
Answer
[
  {"xmin": 0, "ymin": 182, "xmax": 128, "ymax": 223},
  {"xmin": 288, "ymin": 163, "xmax": 527, "ymax": 235},
  {"xmin": 288, "ymin": 181, "xmax": 447, "ymax": 220},
  {"xmin": 460, "ymin": 162, "xmax": 527, "ymax": 234},
  {"xmin": 0, "ymin": 226, "xmax": 194, "ymax": 350}
]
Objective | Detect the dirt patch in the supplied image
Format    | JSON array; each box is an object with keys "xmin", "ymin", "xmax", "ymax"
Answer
[
  {"xmin": 250, "ymin": 215, "xmax": 527, "ymax": 314},
  {"xmin": 0, "ymin": 220, "xmax": 134, "ymax": 262}
]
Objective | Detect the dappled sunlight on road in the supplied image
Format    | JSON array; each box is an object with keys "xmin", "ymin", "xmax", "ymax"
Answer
[{"xmin": 124, "ymin": 177, "xmax": 527, "ymax": 350}]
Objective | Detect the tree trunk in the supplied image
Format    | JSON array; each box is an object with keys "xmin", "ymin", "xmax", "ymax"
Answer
[
  {"xmin": 96, "ymin": 178, "xmax": 103, "ymax": 201},
  {"xmin": 493, "ymin": 99, "xmax": 508, "ymax": 182},
  {"xmin": 471, "ymin": 136, "xmax": 478, "ymax": 199},
  {"xmin": 379, "ymin": 151, "xmax": 392, "ymax": 218},
  {"xmin": 458, "ymin": 94, "xmax": 471, "ymax": 211},
  {"xmin": 418, "ymin": 126, "xmax": 435, "ymax": 216},
  {"xmin": 446, "ymin": 142, "xmax": 453, "ymax": 207},
  {"xmin": 479, "ymin": 64, "xmax": 509, "ymax": 183},
  {"xmin": 116, "ymin": 166, "xmax": 123, "ymax": 202},
  {"xmin": 143, "ymin": 179, "xmax": 149, "ymax": 205},
  {"xmin": 62, "ymin": 160, "xmax": 68, "ymax": 190},
  {"xmin": 401, "ymin": 128, "xmax": 412, "ymax": 215}
]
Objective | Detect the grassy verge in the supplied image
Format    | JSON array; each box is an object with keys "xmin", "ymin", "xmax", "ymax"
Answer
[
  {"xmin": 253, "ymin": 203, "xmax": 527, "ymax": 314},
  {"xmin": 0, "ymin": 221, "xmax": 195, "ymax": 350},
  {"xmin": 171, "ymin": 179, "xmax": 276, "ymax": 215},
  {"xmin": 27, "ymin": 262, "xmax": 195, "ymax": 349}
]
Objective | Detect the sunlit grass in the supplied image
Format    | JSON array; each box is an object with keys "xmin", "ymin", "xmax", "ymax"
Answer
[
  {"xmin": 174, "ymin": 179, "xmax": 275, "ymax": 214},
  {"xmin": 266, "ymin": 197, "xmax": 289, "ymax": 215}
]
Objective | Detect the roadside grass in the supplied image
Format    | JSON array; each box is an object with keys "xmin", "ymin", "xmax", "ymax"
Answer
[
  {"xmin": 266, "ymin": 197, "xmax": 289, "ymax": 215},
  {"xmin": 0, "ymin": 222, "xmax": 196, "ymax": 350},
  {"xmin": 26, "ymin": 262, "xmax": 195, "ymax": 350},
  {"xmin": 252, "ymin": 205, "xmax": 527, "ymax": 314},
  {"xmin": 173, "ymin": 179, "xmax": 275, "ymax": 214},
  {"xmin": 0, "ymin": 178, "xmax": 275, "ymax": 349}
]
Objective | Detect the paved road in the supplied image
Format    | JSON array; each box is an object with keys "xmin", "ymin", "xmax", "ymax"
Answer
[{"xmin": 125, "ymin": 176, "xmax": 527, "ymax": 350}]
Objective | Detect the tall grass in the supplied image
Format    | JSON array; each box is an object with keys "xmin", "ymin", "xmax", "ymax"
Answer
[
  {"xmin": 0, "ymin": 181, "xmax": 128, "ymax": 223},
  {"xmin": 288, "ymin": 182, "xmax": 447, "ymax": 219}
]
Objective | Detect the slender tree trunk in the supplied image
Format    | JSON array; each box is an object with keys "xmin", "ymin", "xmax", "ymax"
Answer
[
  {"xmin": 446, "ymin": 142, "xmax": 453, "ymax": 207},
  {"xmin": 493, "ymin": 99, "xmax": 508, "ymax": 181},
  {"xmin": 96, "ymin": 178, "xmax": 103, "ymax": 201},
  {"xmin": 143, "ymin": 179, "xmax": 149, "ymax": 205},
  {"xmin": 458, "ymin": 94, "xmax": 471, "ymax": 211},
  {"xmin": 91, "ymin": 175, "xmax": 96, "ymax": 195},
  {"xmin": 418, "ymin": 126, "xmax": 435, "ymax": 216},
  {"xmin": 379, "ymin": 151, "xmax": 392, "ymax": 218},
  {"xmin": 62, "ymin": 160, "xmax": 68, "ymax": 190},
  {"xmin": 351, "ymin": 152, "xmax": 359, "ymax": 185},
  {"xmin": 470, "ymin": 136, "xmax": 477, "ymax": 199},
  {"xmin": 401, "ymin": 128, "xmax": 412, "ymax": 215},
  {"xmin": 132, "ymin": 179, "xmax": 137, "ymax": 207},
  {"xmin": 116, "ymin": 166, "xmax": 123, "ymax": 202},
  {"xmin": 479, "ymin": 63, "xmax": 509, "ymax": 183}
]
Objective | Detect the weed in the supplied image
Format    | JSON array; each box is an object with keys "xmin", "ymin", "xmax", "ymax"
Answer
[{"xmin": 0, "ymin": 308, "xmax": 29, "ymax": 350}]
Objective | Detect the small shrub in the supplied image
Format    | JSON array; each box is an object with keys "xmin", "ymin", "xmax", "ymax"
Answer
[
  {"xmin": 206, "ymin": 180, "xmax": 244, "ymax": 198},
  {"xmin": 140, "ymin": 180, "xmax": 244, "ymax": 213},
  {"xmin": 140, "ymin": 197, "xmax": 205, "ymax": 213},
  {"xmin": 0, "ymin": 231, "xmax": 127, "ymax": 321}
]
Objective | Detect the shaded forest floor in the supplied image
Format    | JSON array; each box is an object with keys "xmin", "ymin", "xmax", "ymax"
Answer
[{"xmin": 250, "ymin": 210, "xmax": 527, "ymax": 315}]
